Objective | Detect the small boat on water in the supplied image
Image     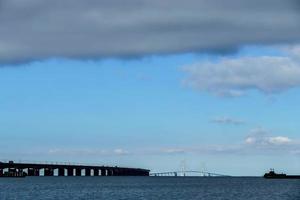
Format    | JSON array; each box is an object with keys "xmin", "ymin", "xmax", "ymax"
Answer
[{"xmin": 264, "ymin": 169, "xmax": 300, "ymax": 179}]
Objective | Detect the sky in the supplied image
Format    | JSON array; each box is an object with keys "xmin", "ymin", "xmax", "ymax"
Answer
[{"xmin": 0, "ymin": 0, "xmax": 300, "ymax": 176}]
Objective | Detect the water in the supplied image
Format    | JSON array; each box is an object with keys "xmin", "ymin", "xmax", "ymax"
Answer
[{"xmin": 0, "ymin": 177, "xmax": 299, "ymax": 200}]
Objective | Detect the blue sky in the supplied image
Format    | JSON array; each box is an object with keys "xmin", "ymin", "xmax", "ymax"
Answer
[{"xmin": 1, "ymin": 46, "xmax": 300, "ymax": 175}]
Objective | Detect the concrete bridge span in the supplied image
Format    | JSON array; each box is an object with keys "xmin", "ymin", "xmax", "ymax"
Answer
[{"xmin": 0, "ymin": 161, "xmax": 150, "ymax": 177}]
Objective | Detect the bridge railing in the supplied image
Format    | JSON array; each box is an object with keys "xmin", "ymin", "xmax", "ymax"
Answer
[
  {"xmin": 0, "ymin": 159, "xmax": 130, "ymax": 168},
  {"xmin": 0, "ymin": 159, "xmax": 101, "ymax": 166}
]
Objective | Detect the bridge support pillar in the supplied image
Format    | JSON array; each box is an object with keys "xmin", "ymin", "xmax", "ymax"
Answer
[
  {"xmin": 58, "ymin": 168, "xmax": 65, "ymax": 176},
  {"xmin": 67, "ymin": 168, "xmax": 74, "ymax": 176},
  {"xmin": 17, "ymin": 169, "xmax": 24, "ymax": 176},
  {"xmin": 112, "ymin": 169, "xmax": 119, "ymax": 176},
  {"xmin": 44, "ymin": 168, "xmax": 54, "ymax": 176},
  {"xmin": 27, "ymin": 168, "xmax": 40, "ymax": 176},
  {"xmin": 34, "ymin": 169, "xmax": 40, "ymax": 176},
  {"xmin": 113, "ymin": 169, "xmax": 126, "ymax": 176},
  {"xmin": 75, "ymin": 168, "xmax": 81, "ymax": 176},
  {"xmin": 8, "ymin": 168, "xmax": 16, "ymax": 176},
  {"xmin": 101, "ymin": 169, "xmax": 106, "ymax": 176},
  {"xmin": 127, "ymin": 170, "xmax": 134, "ymax": 176},
  {"xmin": 28, "ymin": 168, "xmax": 34, "ymax": 176},
  {"xmin": 85, "ymin": 168, "xmax": 91, "ymax": 176},
  {"xmin": 93, "ymin": 169, "xmax": 99, "ymax": 176},
  {"xmin": 107, "ymin": 169, "xmax": 113, "ymax": 176}
]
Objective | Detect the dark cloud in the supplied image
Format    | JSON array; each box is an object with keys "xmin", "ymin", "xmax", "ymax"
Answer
[{"xmin": 0, "ymin": 0, "xmax": 300, "ymax": 63}]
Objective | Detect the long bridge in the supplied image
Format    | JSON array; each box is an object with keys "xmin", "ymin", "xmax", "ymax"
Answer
[
  {"xmin": 150, "ymin": 170, "xmax": 230, "ymax": 177},
  {"xmin": 0, "ymin": 160, "xmax": 150, "ymax": 177}
]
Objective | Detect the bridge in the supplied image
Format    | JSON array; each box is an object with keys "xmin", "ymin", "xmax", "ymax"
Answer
[
  {"xmin": 0, "ymin": 160, "xmax": 150, "ymax": 177},
  {"xmin": 150, "ymin": 170, "xmax": 230, "ymax": 177}
]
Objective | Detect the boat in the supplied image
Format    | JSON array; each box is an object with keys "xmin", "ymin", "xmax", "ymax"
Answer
[{"xmin": 264, "ymin": 169, "xmax": 300, "ymax": 179}]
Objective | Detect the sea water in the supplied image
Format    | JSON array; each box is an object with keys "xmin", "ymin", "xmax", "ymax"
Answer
[{"xmin": 0, "ymin": 177, "xmax": 299, "ymax": 200}]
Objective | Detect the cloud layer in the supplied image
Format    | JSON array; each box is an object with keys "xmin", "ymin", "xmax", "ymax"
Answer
[
  {"xmin": 164, "ymin": 128, "xmax": 299, "ymax": 155},
  {"xmin": 1, "ymin": 0, "xmax": 300, "ymax": 63},
  {"xmin": 48, "ymin": 148, "xmax": 130, "ymax": 156},
  {"xmin": 211, "ymin": 116, "xmax": 245, "ymax": 125},
  {"xmin": 245, "ymin": 128, "xmax": 294, "ymax": 146},
  {"xmin": 183, "ymin": 46, "xmax": 300, "ymax": 96},
  {"xmin": 46, "ymin": 128, "xmax": 299, "ymax": 157}
]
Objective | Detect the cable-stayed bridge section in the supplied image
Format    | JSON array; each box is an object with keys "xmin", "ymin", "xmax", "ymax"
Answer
[
  {"xmin": 150, "ymin": 170, "xmax": 230, "ymax": 177},
  {"xmin": 0, "ymin": 160, "xmax": 150, "ymax": 177}
]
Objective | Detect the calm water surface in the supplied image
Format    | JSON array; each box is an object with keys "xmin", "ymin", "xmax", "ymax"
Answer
[{"xmin": 0, "ymin": 177, "xmax": 299, "ymax": 200}]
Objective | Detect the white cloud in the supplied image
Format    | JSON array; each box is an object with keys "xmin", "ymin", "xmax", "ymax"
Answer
[
  {"xmin": 46, "ymin": 128, "xmax": 298, "ymax": 157},
  {"xmin": 267, "ymin": 136, "xmax": 292, "ymax": 145},
  {"xmin": 162, "ymin": 148, "xmax": 186, "ymax": 154},
  {"xmin": 183, "ymin": 46, "xmax": 300, "ymax": 96},
  {"xmin": 244, "ymin": 127, "xmax": 268, "ymax": 145},
  {"xmin": 245, "ymin": 137, "xmax": 256, "ymax": 145},
  {"xmin": 211, "ymin": 116, "xmax": 245, "ymax": 125},
  {"xmin": 244, "ymin": 128, "xmax": 294, "ymax": 147},
  {"xmin": 48, "ymin": 148, "xmax": 130, "ymax": 156},
  {"xmin": 113, "ymin": 149, "xmax": 130, "ymax": 155},
  {"xmin": 159, "ymin": 129, "xmax": 298, "ymax": 155}
]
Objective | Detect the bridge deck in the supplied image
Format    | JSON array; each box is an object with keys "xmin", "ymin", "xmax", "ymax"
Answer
[
  {"xmin": 150, "ymin": 170, "xmax": 230, "ymax": 177},
  {"xmin": 0, "ymin": 161, "xmax": 150, "ymax": 177}
]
